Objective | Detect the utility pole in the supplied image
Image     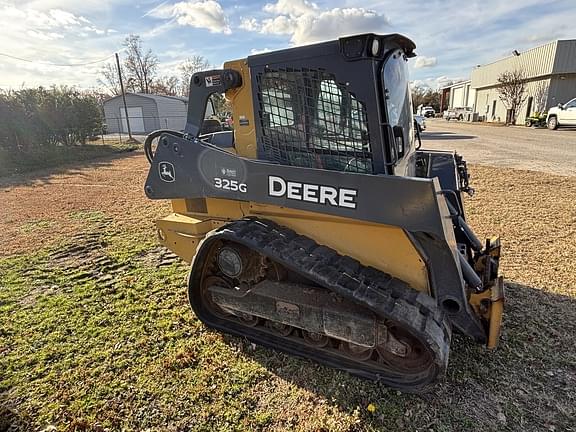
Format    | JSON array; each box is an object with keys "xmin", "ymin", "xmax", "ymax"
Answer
[{"xmin": 115, "ymin": 52, "xmax": 134, "ymax": 141}]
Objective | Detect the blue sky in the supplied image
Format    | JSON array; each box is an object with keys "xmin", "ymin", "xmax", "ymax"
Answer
[{"xmin": 0, "ymin": 0, "xmax": 575, "ymax": 91}]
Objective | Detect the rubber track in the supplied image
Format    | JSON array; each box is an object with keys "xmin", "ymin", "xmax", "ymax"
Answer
[{"xmin": 189, "ymin": 218, "xmax": 452, "ymax": 392}]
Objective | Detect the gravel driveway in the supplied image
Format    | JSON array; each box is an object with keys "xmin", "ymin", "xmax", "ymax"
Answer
[{"xmin": 420, "ymin": 119, "xmax": 576, "ymax": 176}]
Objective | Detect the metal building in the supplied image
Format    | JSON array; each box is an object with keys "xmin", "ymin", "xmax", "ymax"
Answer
[
  {"xmin": 443, "ymin": 80, "xmax": 476, "ymax": 111},
  {"xmin": 470, "ymin": 39, "xmax": 576, "ymax": 124},
  {"xmin": 103, "ymin": 93, "xmax": 188, "ymax": 134}
]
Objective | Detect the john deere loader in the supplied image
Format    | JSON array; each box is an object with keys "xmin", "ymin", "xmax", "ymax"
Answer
[{"xmin": 143, "ymin": 33, "xmax": 504, "ymax": 392}]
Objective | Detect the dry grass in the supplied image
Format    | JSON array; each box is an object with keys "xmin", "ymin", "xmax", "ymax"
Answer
[
  {"xmin": 1, "ymin": 154, "xmax": 575, "ymax": 431},
  {"xmin": 0, "ymin": 151, "xmax": 169, "ymax": 257},
  {"xmin": 465, "ymin": 165, "xmax": 576, "ymax": 296}
]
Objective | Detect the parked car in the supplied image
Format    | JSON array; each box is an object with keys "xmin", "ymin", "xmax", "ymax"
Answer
[
  {"xmin": 414, "ymin": 114, "xmax": 426, "ymax": 132},
  {"xmin": 443, "ymin": 107, "xmax": 472, "ymax": 121},
  {"xmin": 547, "ymin": 98, "xmax": 576, "ymax": 130},
  {"xmin": 421, "ymin": 106, "xmax": 436, "ymax": 117}
]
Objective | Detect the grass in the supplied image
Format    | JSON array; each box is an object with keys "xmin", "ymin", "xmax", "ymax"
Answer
[
  {"xmin": 1, "ymin": 221, "xmax": 575, "ymax": 431},
  {"xmin": 69, "ymin": 210, "xmax": 109, "ymax": 224},
  {"xmin": 0, "ymin": 140, "xmax": 139, "ymax": 178},
  {"xmin": 18, "ymin": 219, "xmax": 53, "ymax": 234},
  {"xmin": 1, "ymin": 161, "xmax": 575, "ymax": 431}
]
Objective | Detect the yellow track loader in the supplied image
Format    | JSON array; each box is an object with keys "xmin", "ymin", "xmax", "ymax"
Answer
[{"xmin": 143, "ymin": 33, "xmax": 504, "ymax": 392}]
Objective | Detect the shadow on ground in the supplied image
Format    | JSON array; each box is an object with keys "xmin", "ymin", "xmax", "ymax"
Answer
[
  {"xmin": 0, "ymin": 147, "xmax": 141, "ymax": 189},
  {"xmin": 421, "ymin": 131, "xmax": 477, "ymax": 140},
  {"xmin": 233, "ymin": 281, "xmax": 576, "ymax": 431}
]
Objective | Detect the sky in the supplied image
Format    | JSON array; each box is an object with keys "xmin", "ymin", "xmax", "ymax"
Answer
[{"xmin": 0, "ymin": 0, "xmax": 575, "ymax": 91}]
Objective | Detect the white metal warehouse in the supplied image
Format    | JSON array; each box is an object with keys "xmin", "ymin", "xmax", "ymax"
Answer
[
  {"xmin": 442, "ymin": 39, "xmax": 576, "ymax": 124},
  {"xmin": 472, "ymin": 39, "xmax": 576, "ymax": 124},
  {"xmin": 103, "ymin": 93, "xmax": 188, "ymax": 134}
]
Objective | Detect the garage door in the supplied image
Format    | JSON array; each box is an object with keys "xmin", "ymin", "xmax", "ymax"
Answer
[
  {"xmin": 452, "ymin": 87, "xmax": 464, "ymax": 107},
  {"xmin": 119, "ymin": 107, "xmax": 145, "ymax": 133}
]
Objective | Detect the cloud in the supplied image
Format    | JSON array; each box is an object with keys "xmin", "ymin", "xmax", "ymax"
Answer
[
  {"xmin": 245, "ymin": 1, "xmax": 390, "ymax": 45},
  {"xmin": 414, "ymin": 56, "xmax": 437, "ymax": 69},
  {"xmin": 26, "ymin": 30, "xmax": 65, "ymax": 41},
  {"xmin": 260, "ymin": 15, "xmax": 295, "ymax": 35},
  {"xmin": 263, "ymin": 0, "xmax": 317, "ymax": 16},
  {"xmin": 250, "ymin": 47, "xmax": 271, "ymax": 55},
  {"xmin": 148, "ymin": 0, "xmax": 231, "ymax": 34},
  {"xmin": 292, "ymin": 8, "xmax": 389, "ymax": 45},
  {"xmin": 412, "ymin": 76, "xmax": 466, "ymax": 90},
  {"xmin": 0, "ymin": 3, "xmax": 121, "ymax": 89},
  {"xmin": 1, "ymin": 4, "xmax": 107, "ymax": 40},
  {"xmin": 239, "ymin": 17, "xmax": 259, "ymax": 31}
]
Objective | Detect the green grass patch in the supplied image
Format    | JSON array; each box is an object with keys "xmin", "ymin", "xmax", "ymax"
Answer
[
  {"xmin": 69, "ymin": 210, "xmax": 108, "ymax": 224},
  {"xmin": 18, "ymin": 219, "xmax": 53, "ymax": 234},
  {"xmin": 1, "ymin": 229, "xmax": 575, "ymax": 431}
]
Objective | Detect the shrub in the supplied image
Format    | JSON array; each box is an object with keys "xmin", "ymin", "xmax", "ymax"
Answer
[{"xmin": 0, "ymin": 86, "xmax": 103, "ymax": 153}]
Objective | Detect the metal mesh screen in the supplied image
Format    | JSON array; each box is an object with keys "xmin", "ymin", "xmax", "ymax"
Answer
[{"xmin": 256, "ymin": 69, "xmax": 372, "ymax": 173}]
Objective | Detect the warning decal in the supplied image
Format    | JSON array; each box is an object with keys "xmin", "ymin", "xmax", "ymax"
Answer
[{"xmin": 205, "ymin": 75, "xmax": 221, "ymax": 87}]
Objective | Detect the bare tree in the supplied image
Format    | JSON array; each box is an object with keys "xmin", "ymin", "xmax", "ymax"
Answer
[
  {"xmin": 533, "ymin": 81, "xmax": 549, "ymax": 113},
  {"xmin": 150, "ymin": 76, "xmax": 180, "ymax": 96},
  {"xmin": 123, "ymin": 34, "xmax": 158, "ymax": 94},
  {"xmin": 411, "ymin": 85, "xmax": 441, "ymax": 113},
  {"xmin": 496, "ymin": 69, "xmax": 528, "ymax": 124},
  {"xmin": 179, "ymin": 55, "xmax": 211, "ymax": 96},
  {"xmin": 98, "ymin": 62, "xmax": 122, "ymax": 96},
  {"xmin": 210, "ymin": 93, "xmax": 232, "ymax": 116}
]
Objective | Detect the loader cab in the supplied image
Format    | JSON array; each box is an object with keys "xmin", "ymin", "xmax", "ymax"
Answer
[
  {"xmin": 184, "ymin": 34, "xmax": 418, "ymax": 177},
  {"xmin": 246, "ymin": 34, "xmax": 417, "ymax": 177}
]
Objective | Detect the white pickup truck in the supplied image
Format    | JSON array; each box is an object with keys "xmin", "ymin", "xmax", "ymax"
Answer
[{"xmin": 547, "ymin": 98, "xmax": 576, "ymax": 130}]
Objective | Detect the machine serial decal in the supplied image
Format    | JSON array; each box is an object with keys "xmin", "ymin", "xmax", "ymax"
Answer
[
  {"xmin": 214, "ymin": 177, "xmax": 247, "ymax": 193},
  {"xmin": 268, "ymin": 175, "xmax": 357, "ymax": 209},
  {"xmin": 158, "ymin": 162, "xmax": 175, "ymax": 183}
]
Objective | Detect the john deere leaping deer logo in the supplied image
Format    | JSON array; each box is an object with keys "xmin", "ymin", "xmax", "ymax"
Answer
[{"xmin": 158, "ymin": 162, "xmax": 175, "ymax": 183}]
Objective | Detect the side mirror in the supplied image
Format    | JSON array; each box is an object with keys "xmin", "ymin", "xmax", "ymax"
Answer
[{"xmin": 558, "ymin": 103, "xmax": 564, "ymax": 110}]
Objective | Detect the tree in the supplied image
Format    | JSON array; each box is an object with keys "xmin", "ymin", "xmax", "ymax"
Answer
[
  {"xmin": 98, "ymin": 62, "xmax": 122, "ymax": 96},
  {"xmin": 179, "ymin": 55, "xmax": 211, "ymax": 96},
  {"xmin": 533, "ymin": 81, "xmax": 549, "ymax": 113},
  {"xmin": 150, "ymin": 76, "xmax": 180, "ymax": 96},
  {"xmin": 496, "ymin": 69, "xmax": 528, "ymax": 125},
  {"xmin": 123, "ymin": 34, "xmax": 158, "ymax": 94},
  {"xmin": 210, "ymin": 93, "xmax": 232, "ymax": 117},
  {"xmin": 411, "ymin": 85, "xmax": 441, "ymax": 113}
]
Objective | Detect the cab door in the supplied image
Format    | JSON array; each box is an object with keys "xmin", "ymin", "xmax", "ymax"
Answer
[{"xmin": 563, "ymin": 98, "xmax": 576, "ymax": 125}]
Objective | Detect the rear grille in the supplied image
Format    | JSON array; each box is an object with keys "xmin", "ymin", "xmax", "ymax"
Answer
[{"xmin": 256, "ymin": 69, "xmax": 373, "ymax": 174}]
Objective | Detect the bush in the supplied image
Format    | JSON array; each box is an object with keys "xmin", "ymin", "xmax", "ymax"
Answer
[{"xmin": 0, "ymin": 87, "xmax": 103, "ymax": 153}]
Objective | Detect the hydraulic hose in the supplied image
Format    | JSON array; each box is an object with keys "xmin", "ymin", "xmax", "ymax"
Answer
[{"xmin": 144, "ymin": 129, "xmax": 184, "ymax": 164}]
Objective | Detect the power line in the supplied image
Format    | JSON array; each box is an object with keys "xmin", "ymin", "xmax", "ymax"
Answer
[{"xmin": 0, "ymin": 52, "xmax": 117, "ymax": 67}]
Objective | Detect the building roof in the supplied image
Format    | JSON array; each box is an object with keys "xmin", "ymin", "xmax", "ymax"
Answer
[
  {"xmin": 440, "ymin": 79, "xmax": 471, "ymax": 90},
  {"xmin": 104, "ymin": 93, "xmax": 188, "ymax": 104},
  {"xmin": 471, "ymin": 39, "xmax": 576, "ymax": 89}
]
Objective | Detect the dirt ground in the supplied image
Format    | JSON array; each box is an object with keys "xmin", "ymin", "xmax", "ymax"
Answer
[
  {"xmin": 422, "ymin": 119, "xmax": 576, "ymax": 176},
  {"xmin": 1, "ymin": 151, "xmax": 575, "ymax": 431},
  {"xmin": 2, "ymin": 150, "xmax": 575, "ymax": 294},
  {"xmin": 0, "ymin": 152, "xmax": 169, "ymax": 257}
]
